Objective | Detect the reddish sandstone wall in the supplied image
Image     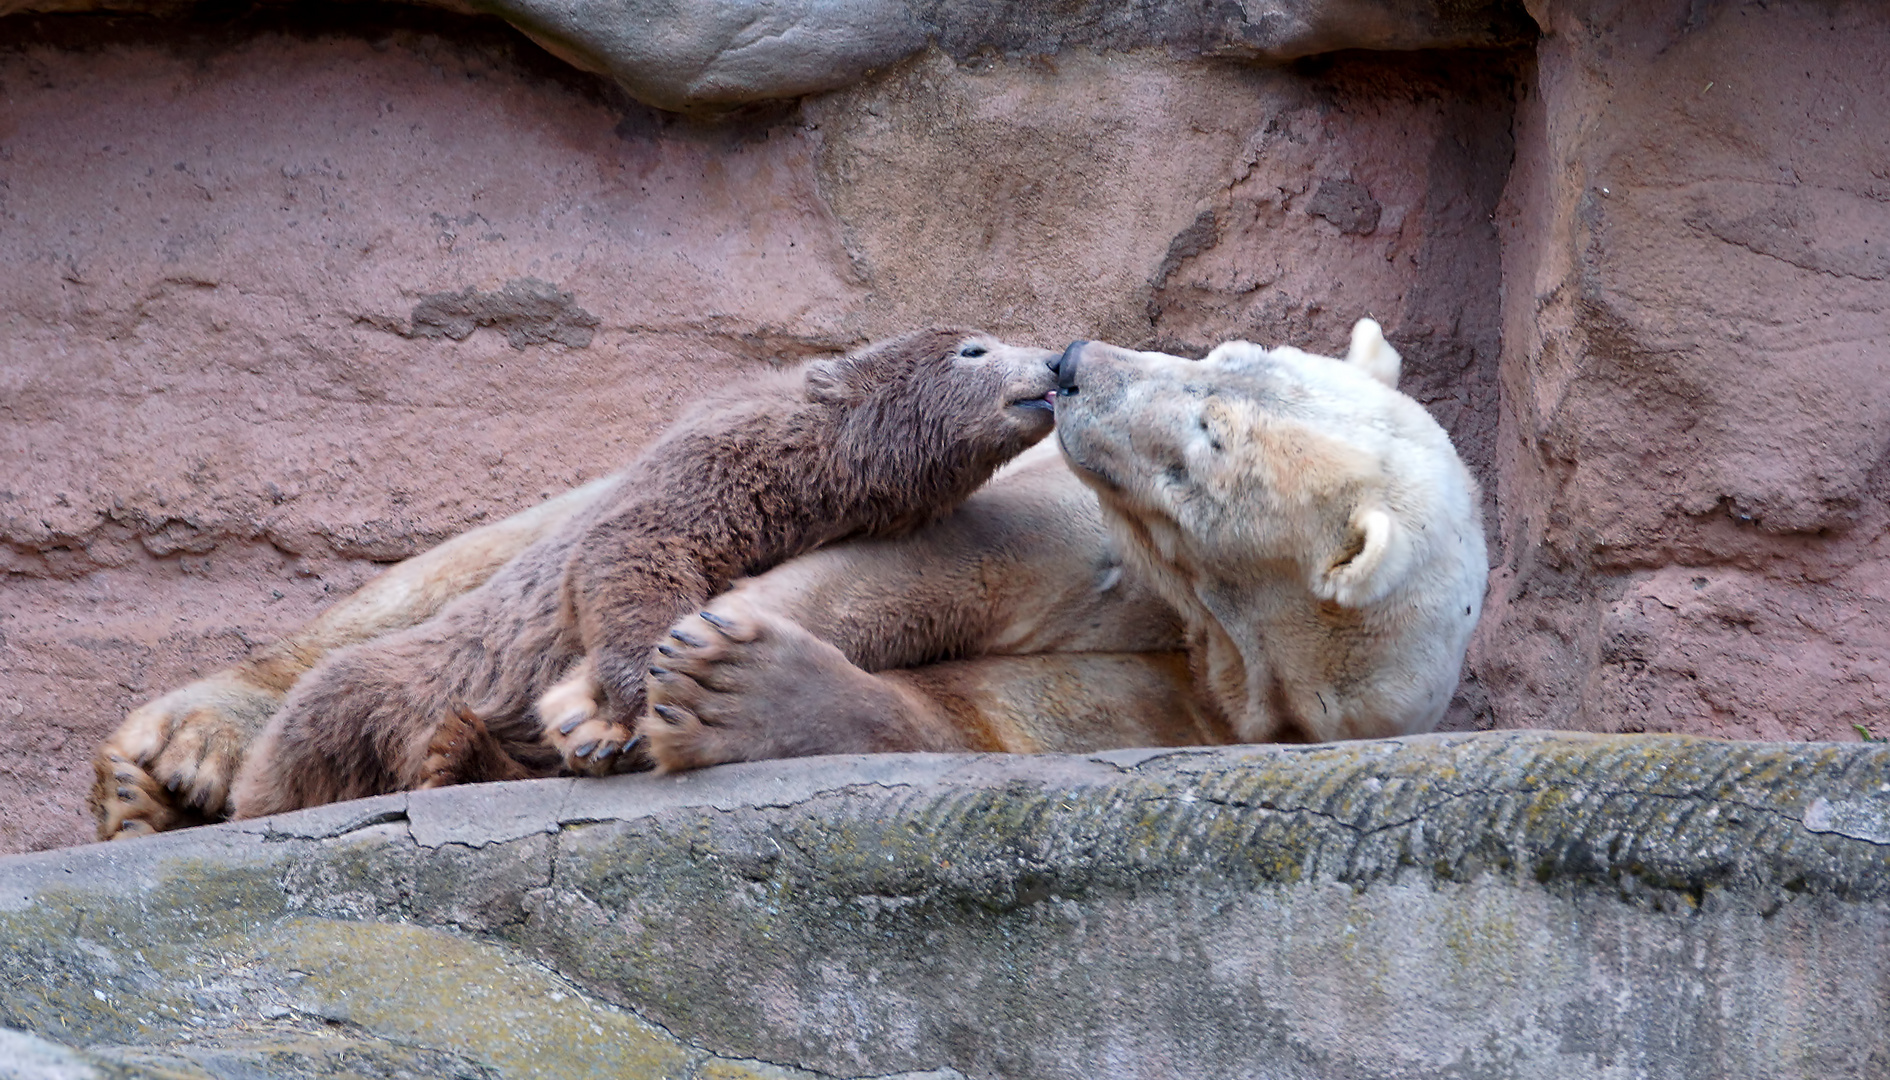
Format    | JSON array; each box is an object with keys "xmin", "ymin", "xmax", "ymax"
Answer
[{"xmin": 1476, "ymin": 0, "xmax": 1890, "ymax": 741}]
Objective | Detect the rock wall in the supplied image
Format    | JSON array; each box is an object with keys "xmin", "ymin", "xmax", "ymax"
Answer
[
  {"xmin": 1473, "ymin": 0, "xmax": 1890, "ymax": 744},
  {"xmin": 2, "ymin": 734, "xmax": 1887, "ymax": 1079},
  {"xmin": 1, "ymin": 0, "xmax": 1886, "ymax": 856}
]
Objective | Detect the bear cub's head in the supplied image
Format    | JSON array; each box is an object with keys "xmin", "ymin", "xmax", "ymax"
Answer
[{"xmin": 807, "ymin": 326, "xmax": 1061, "ymax": 490}]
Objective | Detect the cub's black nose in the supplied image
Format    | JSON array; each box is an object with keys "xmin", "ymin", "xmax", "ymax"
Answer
[{"xmin": 1055, "ymin": 340, "xmax": 1086, "ymax": 396}]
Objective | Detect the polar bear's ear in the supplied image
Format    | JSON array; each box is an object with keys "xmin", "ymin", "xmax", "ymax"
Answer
[
  {"xmin": 1346, "ymin": 318, "xmax": 1401, "ymax": 388},
  {"xmin": 1202, "ymin": 340, "xmax": 1268, "ymax": 367},
  {"xmin": 1312, "ymin": 502, "xmax": 1412, "ymax": 608}
]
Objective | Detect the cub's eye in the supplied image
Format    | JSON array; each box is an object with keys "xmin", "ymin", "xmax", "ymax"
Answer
[{"xmin": 959, "ymin": 345, "xmax": 988, "ymax": 358}]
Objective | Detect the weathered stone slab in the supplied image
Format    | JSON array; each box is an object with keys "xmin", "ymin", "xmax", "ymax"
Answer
[
  {"xmin": 0, "ymin": 0, "xmax": 1533, "ymax": 111},
  {"xmin": 2, "ymin": 732, "xmax": 1885, "ymax": 1078}
]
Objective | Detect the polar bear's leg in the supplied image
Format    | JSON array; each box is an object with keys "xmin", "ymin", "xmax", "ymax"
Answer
[
  {"xmin": 642, "ymin": 600, "xmax": 1216, "ymax": 771},
  {"xmin": 92, "ymin": 673, "xmax": 285, "ymax": 839},
  {"xmin": 640, "ymin": 599, "xmax": 960, "ymax": 771},
  {"xmin": 879, "ymin": 651, "xmax": 1221, "ymax": 754}
]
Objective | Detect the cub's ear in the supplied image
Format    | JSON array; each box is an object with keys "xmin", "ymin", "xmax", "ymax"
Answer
[
  {"xmin": 805, "ymin": 358, "xmax": 862, "ymax": 405},
  {"xmin": 1311, "ymin": 502, "xmax": 1412, "ymax": 608},
  {"xmin": 1346, "ymin": 318, "xmax": 1401, "ymax": 388}
]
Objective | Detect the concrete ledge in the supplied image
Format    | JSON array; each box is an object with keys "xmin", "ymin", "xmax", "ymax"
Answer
[{"xmin": 1, "ymin": 732, "xmax": 1886, "ymax": 1078}]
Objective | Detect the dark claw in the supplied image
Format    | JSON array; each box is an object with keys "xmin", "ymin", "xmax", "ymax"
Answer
[
  {"xmin": 113, "ymin": 770, "xmax": 137, "ymax": 783},
  {"xmin": 670, "ymin": 629, "xmax": 705, "ymax": 648},
  {"xmin": 653, "ymin": 704, "xmax": 685, "ymax": 724},
  {"xmin": 699, "ymin": 610, "xmax": 737, "ymax": 634},
  {"xmin": 559, "ymin": 716, "xmax": 584, "ymax": 735},
  {"xmin": 657, "ymin": 644, "xmax": 679, "ymax": 658},
  {"xmin": 649, "ymin": 666, "xmax": 670, "ymax": 677},
  {"xmin": 574, "ymin": 741, "xmax": 599, "ymax": 758},
  {"xmin": 116, "ymin": 787, "xmax": 134, "ymax": 801},
  {"xmin": 624, "ymin": 734, "xmax": 645, "ymax": 753}
]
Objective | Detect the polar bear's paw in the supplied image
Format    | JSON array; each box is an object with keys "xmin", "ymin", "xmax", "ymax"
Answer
[
  {"xmin": 642, "ymin": 600, "xmax": 890, "ymax": 772},
  {"xmin": 92, "ymin": 750, "xmax": 216, "ymax": 838},
  {"xmin": 91, "ymin": 674, "xmax": 282, "ymax": 839}
]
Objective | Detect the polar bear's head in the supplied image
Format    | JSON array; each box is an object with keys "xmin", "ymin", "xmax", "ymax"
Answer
[{"xmin": 1052, "ymin": 319, "xmax": 1464, "ymax": 611}]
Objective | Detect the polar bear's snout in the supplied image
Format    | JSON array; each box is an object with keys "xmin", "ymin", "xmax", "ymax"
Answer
[{"xmin": 1054, "ymin": 340, "xmax": 1087, "ymax": 396}]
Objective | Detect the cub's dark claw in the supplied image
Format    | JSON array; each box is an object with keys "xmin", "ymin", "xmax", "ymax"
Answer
[
  {"xmin": 649, "ymin": 666, "xmax": 670, "ymax": 677},
  {"xmin": 559, "ymin": 716, "xmax": 584, "ymax": 735},
  {"xmin": 671, "ymin": 629, "xmax": 705, "ymax": 648},
  {"xmin": 699, "ymin": 611, "xmax": 736, "ymax": 634},
  {"xmin": 657, "ymin": 644, "xmax": 679, "ymax": 658},
  {"xmin": 575, "ymin": 741, "xmax": 599, "ymax": 758},
  {"xmin": 653, "ymin": 704, "xmax": 685, "ymax": 724}
]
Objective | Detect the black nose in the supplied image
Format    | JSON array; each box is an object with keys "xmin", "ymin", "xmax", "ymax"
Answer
[{"xmin": 1055, "ymin": 340, "xmax": 1086, "ymax": 395}]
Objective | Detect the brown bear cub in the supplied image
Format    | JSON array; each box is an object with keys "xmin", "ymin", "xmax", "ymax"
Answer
[{"xmin": 228, "ymin": 329, "xmax": 1060, "ymax": 817}]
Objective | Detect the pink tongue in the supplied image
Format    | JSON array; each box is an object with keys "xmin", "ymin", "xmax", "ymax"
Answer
[{"xmin": 1044, "ymin": 390, "xmax": 1057, "ymax": 405}]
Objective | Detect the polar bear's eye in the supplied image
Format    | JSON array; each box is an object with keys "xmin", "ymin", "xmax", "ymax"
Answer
[
  {"xmin": 959, "ymin": 345, "xmax": 988, "ymax": 358},
  {"xmin": 1197, "ymin": 418, "xmax": 1224, "ymax": 452}
]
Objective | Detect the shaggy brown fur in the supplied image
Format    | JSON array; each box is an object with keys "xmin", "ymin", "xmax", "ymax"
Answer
[{"xmin": 226, "ymin": 329, "xmax": 1058, "ymax": 818}]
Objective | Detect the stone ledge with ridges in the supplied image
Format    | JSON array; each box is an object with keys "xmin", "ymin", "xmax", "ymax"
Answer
[{"xmin": 2, "ymin": 731, "xmax": 1885, "ymax": 1079}]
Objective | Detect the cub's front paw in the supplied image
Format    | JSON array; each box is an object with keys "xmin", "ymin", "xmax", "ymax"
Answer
[{"xmin": 535, "ymin": 658, "xmax": 644, "ymax": 776}]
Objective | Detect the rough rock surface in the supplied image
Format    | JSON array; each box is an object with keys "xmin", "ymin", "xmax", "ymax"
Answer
[
  {"xmin": 1473, "ymin": 0, "xmax": 1890, "ymax": 742},
  {"xmin": 1, "ymin": 734, "xmax": 1886, "ymax": 1079}
]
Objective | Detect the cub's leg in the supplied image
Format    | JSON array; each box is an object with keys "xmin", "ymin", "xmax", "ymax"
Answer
[
  {"xmin": 554, "ymin": 543, "xmax": 718, "ymax": 767},
  {"xmin": 233, "ymin": 536, "xmax": 596, "ymax": 817},
  {"xmin": 229, "ymin": 635, "xmax": 488, "ymax": 817},
  {"xmin": 641, "ymin": 600, "xmax": 1221, "ymax": 771},
  {"xmin": 91, "ymin": 478, "xmax": 613, "ymax": 839},
  {"xmin": 418, "ymin": 706, "xmax": 541, "ymax": 789}
]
